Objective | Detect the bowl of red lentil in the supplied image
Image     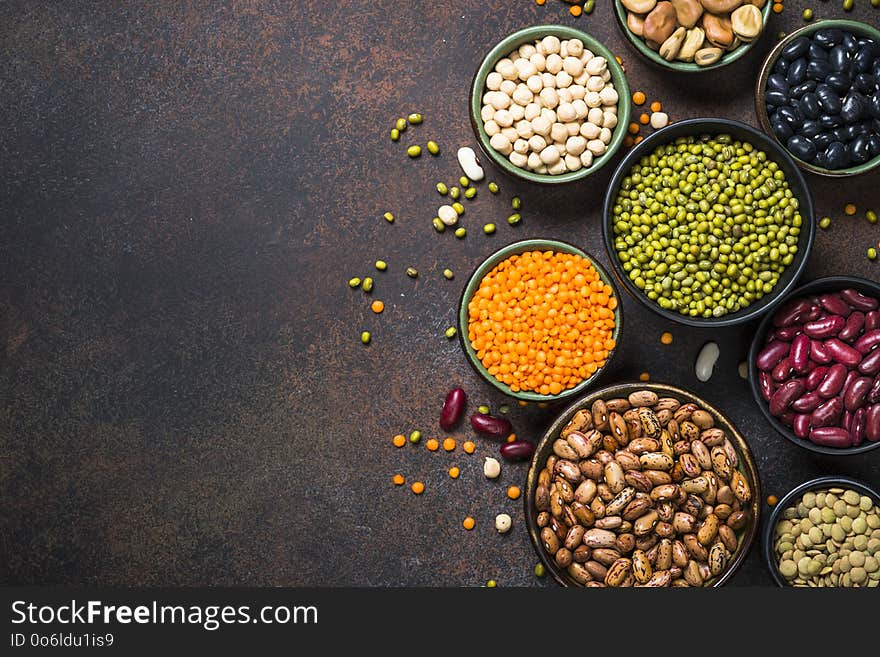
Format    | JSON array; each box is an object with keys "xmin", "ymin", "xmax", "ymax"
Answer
[{"xmin": 457, "ymin": 239, "xmax": 623, "ymax": 402}]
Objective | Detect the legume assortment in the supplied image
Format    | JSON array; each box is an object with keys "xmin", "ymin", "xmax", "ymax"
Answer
[{"xmin": 611, "ymin": 133, "xmax": 804, "ymax": 318}]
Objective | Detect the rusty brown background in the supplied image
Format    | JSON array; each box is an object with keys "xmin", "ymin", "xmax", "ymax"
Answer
[{"xmin": 1, "ymin": 1, "xmax": 879, "ymax": 586}]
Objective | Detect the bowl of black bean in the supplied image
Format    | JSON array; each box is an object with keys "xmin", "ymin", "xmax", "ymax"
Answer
[{"xmin": 755, "ymin": 19, "xmax": 880, "ymax": 177}]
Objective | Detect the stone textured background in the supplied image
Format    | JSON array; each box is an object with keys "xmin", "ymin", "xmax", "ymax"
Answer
[{"xmin": 1, "ymin": 0, "xmax": 879, "ymax": 586}]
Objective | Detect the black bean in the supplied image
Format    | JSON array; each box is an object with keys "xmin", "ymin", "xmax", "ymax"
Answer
[
  {"xmin": 868, "ymin": 135, "xmax": 880, "ymax": 157},
  {"xmin": 808, "ymin": 43, "xmax": 829, "ymax": 61},
  {"xmin": 812, "ymin": 132, "xmax": 834, "ymax": 150},
  {"xmin": 825, "ymin": 141, "xmax": 850, "ymax": 169},
  {"xmin": 870, "ymin": 93, "xmax": 880, "ymax": 119},
  {"xmin": 767, "ymin": 73, "xmax": 790, "ymax": 93},
  {"xmin": 765, "ymin": 90, "xmax": 788, "ymax": 107},
  {"xmin": 775, "ymin": 57, "xmax": 791, "ymax": 75},
  {"xmin": 829, "ymin": 45, "xmax": 851, "ymax": 73},
  {"xmin": 777, "ymin": 105, "xmax": 802, "ymax": 128},
  {"xmin": 825, "ymin": 72, "xmax": 851, "ymax": 94},
  {"xmin": 841, "ymin": 93, "xmax": 866, "ymax": 124},
  {"xmin": 800, "ymin": 120, "xmax": 822, "ymax": 138},
  {"xmin": 771, "ymin": 115, "xmax": 794, "ymax": 141},
  {"xmin": 854, "ymin": 46, "xmax": 875, "ymax": 74},
  {"xmin": 807, "ymin": 58, "xmax": 831, "ymax": 81},
  {"xmin": 819, "ymin": 113, "xmax": 843, "ymax": 129},
  {"xmin": 814, "ymin": 29, "xmax": 843, "ymax": 49},
  {"xmin": 833, "ymin": 124, "xmax": 860, "ymax": 143},
  {"xmin": 787, "ymin": 135, "xmax": 817, "ymax": 161},
  {"xmin": 842, "ymin": 33, "xmax": 859, "ymax": 54},
  {"xmin": 801, "ymin": 93, "xmax": 820, "ymax": 119},
  {"xmin": 816, "ymin": 84, "xmax": 842, "ymax": 114},
  {"xmin": 782, "ymin": 36, "xmax": 811, "ymax": 60},
  {"xmin": 850, "ymin": 135, "xmax": 872, "ymax": 164},
  {"xmin": 786, "ymin": 57, "xmax": 808, "ymax": 85},
  {"xmin": 789, "ymin": 80, "xmax": 816, "ymax": 98},
  {"xmin": 853, "ymin": 74, "xmax": 876, "ymax": 95}
]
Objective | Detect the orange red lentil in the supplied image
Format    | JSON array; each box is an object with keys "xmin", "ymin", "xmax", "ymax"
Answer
[
  {"xmin": 392, "ymin": 474, "xmax": 405, "ymax": 486},
  {"xmin": 569, "ymin": 4, "xmax": 582, "ymax": 15},
  {"xmin": 632, "ymin": 91, "xmax": 646, "ymax": 105},
  {"xmin": 411, "ymin": 481, "xmax": 425, "ymax": 495},
  {"xmin": 448, "ymin": 466, "xmax": 460, "ymax": 479},
  {"xmin": 392, "ymin": 434, "xmax": 406, "ymax": 448},
  {"xmin": 650, "ymin": 101, "xmax": 662, "ymax": 113},
  {"xmin": 507, "ymin": 486, "xmax": 522, "ymax": 500},
  {"xmin": 442, "ymin": 437, "xmax": 456, "ymax": 452},
  {"xmin": 660, "ymin": 331, "xmax": 673, "ymax": 345},
  {"xmin": 462, "ymin": 516, "xmax": 476, "ymax": 530},
  {"xmin": 426, "ymin": 438, "xmax": 440, "ymax": 451},
  {"xmin": 463, "ymin": 440, "xmax": 476, "ymax": 454},
  {"xmin": 467, "ymin": 250, "xmax": 617, "ymax": 395}
]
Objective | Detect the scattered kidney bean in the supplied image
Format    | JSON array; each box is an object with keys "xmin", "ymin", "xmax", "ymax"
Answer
[
  {"xmin": 818, "ymin": 294, "xmax": 852, "ymax": 317},
  {"xmin": 790, "ymin": 334, "xmax": 811, "ymax": 373},
  {"xmin": 470, "ymin": 412, "xmax": 512, "ymax": 439},
  {"xmin": 824, "ymin": 338, "xmax": 862, "ymax": 367},
  {"xmin": 808, "ymin": 427, "xmax": 852, "ymax": 448},
  {"xmin": 804, "ymin": 315, "xmax": 846, "ymax": 339},
  {"xmin": 500, "ymin": 440, "xmax": 535, "ymax": 461},
  {"xmin": 840, "ymin": 288, "xmax": 878, "ymax": 312},
  {"xmin": 770, "ymin": 379, "xmax": 805, "ymax": 416},
  {"xmin": 839, "ymin": 311, "xmax": 865, "ymax": 342},
  {"xmin": 757, "ymin": 340, "xmax": 790, "ymax": 371},
  {"xmin": 817, "ymin": 363, "xmax": 848, "ymax": 398},
  {"xmin": 440, "ymin": 388, "xmax": 467, "ymax": 430},
  {"xmin": 805, "ymin": 366, "xmax": 829, "ymax": 391}
]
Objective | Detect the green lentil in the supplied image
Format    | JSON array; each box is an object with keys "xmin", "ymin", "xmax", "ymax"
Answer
[
  {"xmin": 406, "ymin": 267, "xmax": 418, "ymax": 278},
  {"xmin": 460, "ymin": 176, "xmax": 470, "ymax": 187},
  {"xmin": 432, "ymin": 217, "xmax": 446, "ymax": 232},
  {"xmin": 443, "ymin": 268, "xmax": 454, "ymax": 280},
  {"xmin": 512, "ymin": 196, "xmax": 522, "ymax": 210},
  {"xmin": 407, "ymin": 145, "xmax": 422, "ymax": 158},
  {"xmin": 455, "ymin": 227, "xmax": 467, "ymax": 239},
  {"xmin": 450, "ymin": 186, "xmax": 460, "ymax": 200},
  {"xmin": 362, "ymin": 277, "xmax": 374, "ymax": 292},
  {"xmin": 843, "ymin": 0, "xmax": 854, "ymax": 10},
  {"xmin": 390, "ymin": 128, "xmax": 400, "ymax": 141},
  {"xmin": 383, "ymin": 211, "xmax": 394, "ymax": 223},
  {"xmin": 427, "ymin": 140, "xmax": 440, "ymax": 155},
  {"xmin": 611, "ymin": 134, "xmax": 803, "ymax": 319},
  {"xmin": 407, "ymin": 113, "xmax": 423, "ymax": 125},
  {"xmin": 819, "ymin": 216, "xmax": 831, "ymax": 229},
  {"xmin": 445, "ymin": 326, "xmax": 457, "ymax": 339},
  {"xmin": 867, "ymin": 210, "xmax": 877, "ymax": 224},
  {"xmin": 348, "ymin": 277, "xmax": 361, "ymax": 288},
  {"xmin": 375, "ymin": 260, "xmax": 387, "ymax": 271},
  {"xmin": 803, "ymin": 8, "xmax": 813, "ymax": 20},
  {"xmin": 508, "ymin": 213, "xmax": 522, "ymax": 226},
  {"xmin": 409, "ymin": 430, "xmax": 421, "ymax": 443},
  {"xmin": 483, "ymin": 223, "xmax": 496, "ymax": 234},
  {"xmin": 869, "ymin": 247, "xmax": 878, "ymax": 261},
  {"xmin": 534, "ymin": 563, "xmax": 546, "ymax": 577},
  {"xmin": 478, "ymin": 404, "xmax": 490, "ymax": 414},
  {"xmin": 395, "ymin": 118, "xmax": 407, "ymax": 132},
  {"xmin": 488, "ymin": 181, "xmax": 500, "ymax": 194},
  {"xmin": 465, "ymin": 187, "xmax": 477, "ymax": 199},
  {"xmin": 452, "ymin": 202, "xmax": 465, "ymax": 215},
  {"xmin": 360, "ymin": 331, "xmax": 371, "ymax": 345},
  {"xmin": 436, "ymin": 182, "xmax": 448, "ymax": 195}
]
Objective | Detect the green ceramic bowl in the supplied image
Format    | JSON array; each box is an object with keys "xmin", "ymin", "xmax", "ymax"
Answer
[
  {"xmin": 469, "ymin": 25, "xmax": 631, "ymax": 185},
  {"xmin": 755, "ymin": 19, "xmax": 880, "ymax": 177},
  {"xmin": 612, "ymin": 0, "xmax": 772, "ymax": 73},
  {"xmin": 457, "ymin": 239, "xmax": 623, "ymax": 402}
]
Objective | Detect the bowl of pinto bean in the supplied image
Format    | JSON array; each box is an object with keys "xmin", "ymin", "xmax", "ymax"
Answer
[{"xmin": 748, "ymin": 275, "xmax": 880, "ymax": 455}]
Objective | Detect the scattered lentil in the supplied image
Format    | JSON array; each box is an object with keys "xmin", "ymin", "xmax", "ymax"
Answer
[
  {"xmin": 495, "ymin": 513, "xmax": 512, "ymax": 533},
  {"xmin": 507, "ymin": 486, "xmax": 521, "ymax": 500},
  {"xmin": 772, "ymin": 3, "xmax": 783, "ymax": 13},
  {"xmin": 506, "ymin": 433, "xmax": 516, "ymax": 443},
  {"xmin": 392, "ymin": 434, "xmax": 406, "ymax": 448},
  {"xmin": 448, "ymin": 466, "xmax": 460, "ymax": 479},
  {"xmin": 633, "ymin": 135, "xmax": 643, "ymax": 144},
  {"xmin": 628, "ymin": 122, "xmax": 640, "ymax": 135},
  {"xmin": 426, "ymin": 438, "xmax": 440, "ymax": 451},
  {"xmin": 463, "ymin": 441, "xmax": 476, "ymax": 454},
  {"xmin": 443, "ymin": 437, "xmax": 456, "ymax": 451},
  {"xmin": 639, "ymin": 113, "xmax": 650, "ymax": 125},
  {"xmin": 411, "ymin": 481, "xmax": 425, "ymax": 495},
  {"xmin": 845, "ymin": 203, "xmax": 857, "ymax": 216},
  {"xmin": 371, "ymin": 300, "xmax": 385, "ymax": 314},
  {"xmin": 632, "ymin": 91, "xmax": 646, "ymax": 105},
  {"xmin": 462, "ymin": 516, "xmax": 475, "ymax": 530},
  {"xmin": 569, "ymin": 4, "xmax": 582, "ymax": 16},
  {"xmin": 650, "ymin": 101, "xmax": 662, "ymax": 113},
  {"xmin": 639, "ymin": 372, "xmax": 651, "ymax": 381},
  {"xmin": 660, "ymin": 331, "xmax": 673, "ymax": 345},
  {"xmin": 483, "ymin": 457, "xmax": 501, "ymax": 479},
  {"xmin": 767, "ymin": 495, "xmax": 778, "ymax": 506},
  {"xmin": 392, "ymin": 474, "xmax": 405, "ymax": 486}
]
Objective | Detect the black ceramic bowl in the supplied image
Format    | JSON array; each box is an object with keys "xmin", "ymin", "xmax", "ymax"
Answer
[
  {"xmin": 602, "ymin": 118, "xmax": 816, "ymax": 328},
  {"xmin": 525, "ymin": 381, "xmax": 762, "ymax": 587},
  {"xmin": 762, "ymin": 475, "xmax": 880, "ymax": 587},
  {"xmin": 747, "ymin": 275, "xmax": 880, "ymax": 456}
]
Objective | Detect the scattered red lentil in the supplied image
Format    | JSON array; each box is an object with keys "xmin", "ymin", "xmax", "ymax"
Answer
[
  {"xmin": 506, "ymin": 433, "xmax": 517, "ymax": 443},
  {"xmin": 569, "ymin": 4, "xmax": 582, "ymax": 16},
  {"xmin": 371, "ymin": 300, "xmax": 384, "ymax": 314},
  {"xmin": 772, "ymin": 2, "xmax": 783, "ymax": 13},
  {"xmin": 443, "ymin": 437, "xmax": 456, "ymax": 451},
  {"xmin": 392, "ymin": 474, "xmax": 405, "ymax": 486},
  {"xmin": 639, "ymin": 113, "xmax": 650, "ymax": 125},
  {"xmin": 844, "ymin": 203, "xmax": 857, "ymax": 216},
  {"xmin": 463, "ymin": 440, "xmax": 476, "ymax": 454},
  {"xmin": 392, "ymin": 434, "xmax": 406, "ymax": 448},
  {"xmin": 462, "ymin": 516, "xmax": 475, "ymax": 530},
  {"xmin": 448, "ymin": 466, "xmax": 460, "ymax": 479},
  {"xmin": 639, "ymin": 372, "xmax": 651, "ymax": 382},
  {"xmin": 507, "ymin": 486, "xmax": 522, "ymax": 500},
  {"xmin": 411, "ymin": 481, "xmax": 425, "ymax": 495},
  {"xmin": 650, "ymin": 101, "xmax": 662, "ymax": 113},
  {"xmin": 632, "ymin": 91, "xmax": 646, "ymax": 105},
  {"xmin": 624, "ymin": 136, "xmax": 634, "ymax": 148},
  {"xmin": 426, "ymin": 438, "xmax": 439, "ymax": 451},
  {"xmin": 634, "ymin": 135, "xmax": 643, "ymax": 144},
  {"xmin": 628, "ymin": 122, "xmax": 640, "ymax": 135},
  {"xmin": 660, "ymin": 331, "xmax": 673, "ymax": 345},
  {"xmin": 767, "ymin": 495, "xmax": 778, "ymax": 506}
]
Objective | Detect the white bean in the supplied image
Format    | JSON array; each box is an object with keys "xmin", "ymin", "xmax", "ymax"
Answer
[
  {"xmin": 509, "ymin": 151, "xmax": 528, "ymax": 168},
  {"xmin": 528, "ymin": 135, "xmax": 547, "ymax": 152},
  {"xmin": 456, "ymin": 147, "xmax": 485, "ymax": 181},
  {"xmin": 565, "ymin": 153, "xmax": 582, "ymax": 171},
  {"xmin": 566, "ymin": 135, "xmax": 587, "ymax": 156},
  {"xmin": 489, "ymin": 133, "xmax": 513, "ymax": 155},
  {"xmin": 650, "ymin": 112, "xmax": 669, "ymax": 129},
  {"xmin": 495, "ymin": 513, "xmax": 512, "ymax": 534},
  {"xmin": 484, "ymin": 457, "xmax": 501, "ymax": 479},
  {"xmin": 539, "ymin": 144, "xmax": 560, "ymax": 164},
  {"xmin": 545, "ymin": 53, "xmax": 563, "ymax": 74},
  {"xmin": 486, "ymin": 71, "xmax": 503, "ymax": 91},
  {"xmin": 695, "ymin": 341, "xmax": 720, "ymax": 382},
  {"xmin": 563, "ymin": 56, "xmax": 584, "ymax": 77},
  {"xmin": 587, "ymin": 139, "xmax": 606, "ymax": 156},
  {"xmin": 438, "ymin": 205, "xmax": 458, "ymax": 226}
]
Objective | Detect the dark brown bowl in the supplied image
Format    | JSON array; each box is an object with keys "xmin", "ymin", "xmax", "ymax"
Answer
[{"xmin": 524, "ymin": 381, "xmax": 762, "ymax": 587}]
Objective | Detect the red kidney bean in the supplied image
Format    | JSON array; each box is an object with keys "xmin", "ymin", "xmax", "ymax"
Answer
[
  {"xmin": 773, "ymin": 299, "xmax": 814, "ymax": 327},
  {"xmin": 792, "ymin": 413, "xmax": 812, "ymax": 439},
  {"xmin": 774, "ymin": 326, "xmax": 803, "ymax": 342},
  {"xmin": 759, "ymin": 371, "xmax": 774, "ymax": 401},
  {"xmin": 867, "ymin": 405, "xmax": 880, "ymax": 442},
  {"xmin": 810, "ymin": 397, "xmax": 844, "ymax": 428},
  {"xmin": 859, "ymin": 348, "xmax": 880, "ymax": 376},
  {"xmin": 810, "ymin": 339, "xmax": 833, "ymax": 364},
  {"xmin": 809, "ymin": 427, "xmax": 852, "ymax": 448},
  {"xmin": 772, "ymin": 356, "xmax": 794, "ymax": 382},
  {"xmin": 770, "ymin": 379, "xmax": 805, "ymax": 416},
  {"xmin": 853, "ymin": 329, "xmax": 880, "ymax": 354},
  {"xmin": 840, "ymin": 288, "xmax": 878, "ymax": 312},
  {"xmin": 756, "ymin": 340, "xmax": 790, "ymax": 371},
  {"xmin": 852, "ymin": 408, "xmax": 867, "ymax": 446},
  {"xmin": 866, "ymin": 311, "xmax": 880, "ymax": 332},
  {"xmin": 805, "ymin": 366, "xmax": 829, "ymax": 391},
  {"xmin": 824, "ymin": 339, "xmax": 862, "ymax": 367},
  {"xmin": 869, "ymin": 375, "xmax": 880, "ymax": 404},
  {"xmin": 844, "ymin": 376, "xmax": 873, "ymax": 412},
  {"xmin": 842, "ymin": 410, "xmax": 853, "ymax": 433},
  {"xmin": 841, "ymin": 370, "xmax": 858, "ymax": 397},
  {"xmin": 804, "ymin": 315, "xmax": 846, "ymax": 339},
  {"xmin": 470, "ymin": 413, "xmax": 512, "ymax": 439},
  {"xmin": 817, "ymin": 363, "xmax": 848, "ymax": 398},
  {"xmin": 792, "ymin": 391, "xmax": 822, "ymax": 413},
  {"xmin": 790, "ymin": 334, "xmax": 811, "ymax": 374},
  {"xmin": 440, "ymin": 388, "xmax": 467, "ymax": 430},
  {"xmin": 818, "ymin": 293, "xmax": 853, "ymax": 317},
  {"xmin": 500, "ymin": 440, "xmax": 535, "ymax": 461},
  {"xmin": 839, "ymin": 311, "xmax": 865, "ymax": 342}
]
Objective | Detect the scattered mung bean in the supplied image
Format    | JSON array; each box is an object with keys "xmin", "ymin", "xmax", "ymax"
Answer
[
  {"xmin": 407, "ymin": 145, "xmax": 422, "ymax": 158},
  {"xmin": 819, "ymin": 216, "xmax": 831, "ymax": 230},
  {"xmin": 436, "ymin": 182, "xmax": 448, "ymax": 195},
  {"xmin": 391, "ymin": 128, "xmax": 400, "ymax": 141},
  {"xmin": 362, "ymin": 277, "xmax": 373, "ymax": 292},
  {"xmin": 427, "ymin": 140, "xmax": 440, "ymax": 155},
  {"xmin": 432, "ymin": 218, "xmax": 446, "ymax": 232},
  {"xmin": 512, "ymin": 196, "xmax": 521, "ymax": 210},
  {"xmin": 375, "ymin": 260, "xmax": 387, "ymax": 271},
  {"xmin": 361, "ymin": 331, "xmax": 371, "ymax": 345},
  {"xmin": 348, "ymin": 277, "xmax": 361, "ymax": 288},
  {"xmin": 406, "ymin": 267, "xmax": 418, "ymax": 278},
  {"xmin": 488, "ymin": 182, "xmax": 499, "ymax": 194},
  {"xmin": 483, "ymin": 223, "xmax": 496, "ymax": 234},
  {"xmin": 445, "ymin": 326, "xmax": 457, "ymax": 339},
  {"xmin": 455, "ymin": 227, "xmax": 467, "ymax": 238},
  {"xmin": 395, "ymin": 118, "xmax": 407, "ymax": 132},
  {"xmin": 465, "ymin": 187, "xmax": 477, "ymax": 199},
  {"xmin": 407, "ymin": 113, "xmax": 423, "ymax": 125}
]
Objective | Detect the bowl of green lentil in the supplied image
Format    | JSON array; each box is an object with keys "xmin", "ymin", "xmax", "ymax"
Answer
[
  {"xmin": 602, "ymin": 117, "xmax": 815, "ymax": 327},
  {"xmin": 763, "ymin": 476, "xmax": 880, "ymax": 587},
  {"xmin": 469, "ymin": 25, "xmax": 631, "ymax": 185}
]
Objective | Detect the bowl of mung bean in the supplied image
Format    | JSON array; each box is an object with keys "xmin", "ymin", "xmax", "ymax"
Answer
[
  {"xmin": 613, "ymin": 0, "xmax": 772, "ymax": 73},
  {"xmin": 602, "ymin": 117, "xmax": 815, "ymax": 327},
  {"xmin": 469, "ymin": 25, "xmax": 631, "ymax": 184},
  {"xmin": 525, "ymin": 381, "xmax": 762, "ymax": 587},
  {"xmin": 747, "ymin": 275, "xmax": 880, "ymax": 456},
  {"xmin": 458, "ymin": 239, "xmax": 622, "ymax": 402},
  {"xmin": 763, "ymin": 476, "xmax": 880, "ymax": 587}
]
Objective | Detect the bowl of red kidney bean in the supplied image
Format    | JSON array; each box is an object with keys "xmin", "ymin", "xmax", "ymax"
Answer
[
  {"xmin": 748, "ymin": 276, "xmax": 880, "ymax": 455},
  {"xmin": 755, "ymin": 19, "xmax": 880, "ymax": 178}
]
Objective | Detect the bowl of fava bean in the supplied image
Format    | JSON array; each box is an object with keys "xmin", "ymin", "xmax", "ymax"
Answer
[
  {"xmin": 602, "ymin": 117, "xmax": 815, "ymax": 327},
  {"xmin": 755, "ymin": 19, "xmax": 880, "ymax": 177},
  {"xmin": 526, "ymin": 382, "xmax": 761, "ymax": 587},
  {"xmin": 764, "ymin": 477, "xmax": 880, "ymax": 587},
  {"xmin": 458, "ymin": 239, "xmax": 622, "ymax": 402},
  {"xmin": 469, "ymin": 25, "xmax": 630, "ymax": 184}
]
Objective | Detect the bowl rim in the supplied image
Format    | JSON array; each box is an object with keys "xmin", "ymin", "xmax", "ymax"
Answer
[
  {"xmin": 612, "ymin": 0, "xmax": 773, "ymax": 74},
  {"xmin": 601, "ymin": 116, "xmax": 816, "ymax": 328},
  {"xmin": 746, "ymin": 274, "xmax": 880, "ymax": 456},
  {"xmin": 753, "ymin": 18, "xmax": 880, "ymax": 178},
  {"xmin": 457, "ymin": 238, "xmax": 623, "ymax": 402},
  {"xmin": 524, "ymin": 380, "xmax": 763, "ymax": 587},
  {"xmin": 468, "ymin": 24, "xmax": 631, "ymax": 185},
  {"xmin": 761, "ymin": 475, "xmax": 880, "ymax": 587}
]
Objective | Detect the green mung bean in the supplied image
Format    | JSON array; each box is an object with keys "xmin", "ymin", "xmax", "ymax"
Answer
[
  {"xmin": 488, "ymin": 182, "xmax": 499, "ymax": 194},
  {"xmin": 427, "ymin": 140, "xmax": 440, "ymax": 155},
  {"xmin": 407, "ymin": 145, "xmax": 421, "ymax": 158},
  {"xmin": 455, "ymin": 227, "xmax": 466, "ymax": 239},
  {"xmin": 433, "ymin": 218, "xmax": 446, "ymax": 232},
  {"xmin": 436, "ymin": 182, "xmax": 448, "ymax": 195}
]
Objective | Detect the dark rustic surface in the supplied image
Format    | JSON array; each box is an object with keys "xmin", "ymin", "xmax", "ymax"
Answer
[{"xmin": 2, "ymin": 1, "xmax": 879, "ymax": 587}]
